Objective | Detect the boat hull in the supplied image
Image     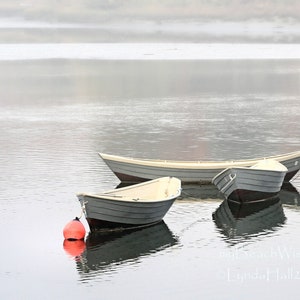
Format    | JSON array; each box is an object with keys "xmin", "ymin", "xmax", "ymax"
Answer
[
  {"xmin": 212, "ymin": 166, "xmax": 287, "ymax": 203},
  {"xmin": 99, "ymin": 151, "xmax": 300, "ymax": 184},
  {"xmin": 77, "ymin": 177, "xmax": 181, "ymax": 231},
  {"xmin": 112, "ymin": 166, "xmax": 219, "ymax": 184},
  {"xmin": 78, "ymin": 194, "xmax": 176, "ymax": 231}
]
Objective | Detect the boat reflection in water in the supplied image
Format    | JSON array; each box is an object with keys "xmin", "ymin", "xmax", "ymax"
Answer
[
  {"xmin": 279, "ymin": 182, "xmax": 300, "ymax": 206},
  {"xmin": 180, "ymin": 184, "xmax": 221, "ymax": 200},
  {"xmin": 213, "ymin": 196, "xmax": 286, "ymax": 242},
  {"xmin": 75, "ymin": 221, "xmax": 178, "ymax": 280}
]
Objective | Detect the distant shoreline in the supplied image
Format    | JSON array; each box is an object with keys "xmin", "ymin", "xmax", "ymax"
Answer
[{"xmin": 0, "ymin": 43, "xmax": 299, "ymax": 61}]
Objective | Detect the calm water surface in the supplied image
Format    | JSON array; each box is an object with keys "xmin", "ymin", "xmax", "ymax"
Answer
[{"xmin": 1, "ymin": 57, "xmax": 300, "ymax": 299}]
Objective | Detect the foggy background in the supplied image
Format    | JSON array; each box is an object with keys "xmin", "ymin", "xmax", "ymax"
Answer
[
  {"xmin": 1, "ymin": 0, "xmax": 299, "ymax": 21},
  {"xmin": 0, "ymin": 0, "xmax": 299, "ymax": 43}
]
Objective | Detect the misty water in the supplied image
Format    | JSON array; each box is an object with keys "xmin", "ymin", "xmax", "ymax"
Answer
[
  {"xmin": 1, "ymin": 56, "xmax": 300, "ymax": 299},
  {"xmin": 1, "ymin": 9, "xmax": 300, "ymax": 300}
]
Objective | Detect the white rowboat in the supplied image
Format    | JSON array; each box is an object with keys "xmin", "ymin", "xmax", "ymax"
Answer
[{"xmin": 99, "ymin": 151, "xmax": 300, "ymax": 184}]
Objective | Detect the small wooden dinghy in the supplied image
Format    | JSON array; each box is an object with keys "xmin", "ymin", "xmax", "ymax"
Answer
[
  {"xmin": 99, "ymin": 151, "xmax": 300, "ymax": 184},
  {"xmin": 212, "ymin": 159, "xmax": 288, "ymax": 202},
  {"xmin": 77, "ymin": 177, "xmax": 181, "ymax": 231}
]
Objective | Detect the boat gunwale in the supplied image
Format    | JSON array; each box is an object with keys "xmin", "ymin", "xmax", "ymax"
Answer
[
  {"xmin": 212, "ymin": 165, "xmax": 288, "ymax": 183},
  {"xmin": 99, "ymin": 151, "xmax": 300, "ymax": 170},
  {"xmin": 77, "ymin": 176, "xmax": 182, "ymax": 203},
  {"xmin": 77, "ymin": 191, "xmax": 181, "ymax": 203}
]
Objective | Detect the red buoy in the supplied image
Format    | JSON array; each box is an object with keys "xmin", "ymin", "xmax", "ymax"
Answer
[{"xmin": 63, "ymin": 217, "xmax": 86, "ymax": 240}]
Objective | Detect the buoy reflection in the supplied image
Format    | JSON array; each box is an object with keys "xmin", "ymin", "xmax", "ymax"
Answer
[{"xmin": 63, "ymin": 239, "xmax": 86, "ymax": 258}]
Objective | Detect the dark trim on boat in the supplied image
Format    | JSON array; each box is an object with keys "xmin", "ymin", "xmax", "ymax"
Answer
[
  {"xmin": 114, "ymin": 172, "xmax": 148, "ymax": 183},
  {"xmin": 228, "ymin": 190, "xmax": 278, "ymax": 203},
  {"xmin": 86, "ymin": 218, "xmax": 161, "ymax": 232}
]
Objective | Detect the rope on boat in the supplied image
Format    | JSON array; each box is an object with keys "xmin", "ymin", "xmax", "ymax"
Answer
[
  {"xmin": 77, "ymin": 201, "xmax": 88, "ymax": 219},
  {"xmin": 177, "ymin": 217, "xmax": 212, "ymax": 237}
]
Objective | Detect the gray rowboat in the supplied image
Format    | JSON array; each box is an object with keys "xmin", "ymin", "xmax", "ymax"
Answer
[
  {"xmin": 77, "ymin": 176, "xmax": 181, "ymax": 231},
  {"xmin": 212, "ymin": 159, "xmax": 288, "ymax": 202}
]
